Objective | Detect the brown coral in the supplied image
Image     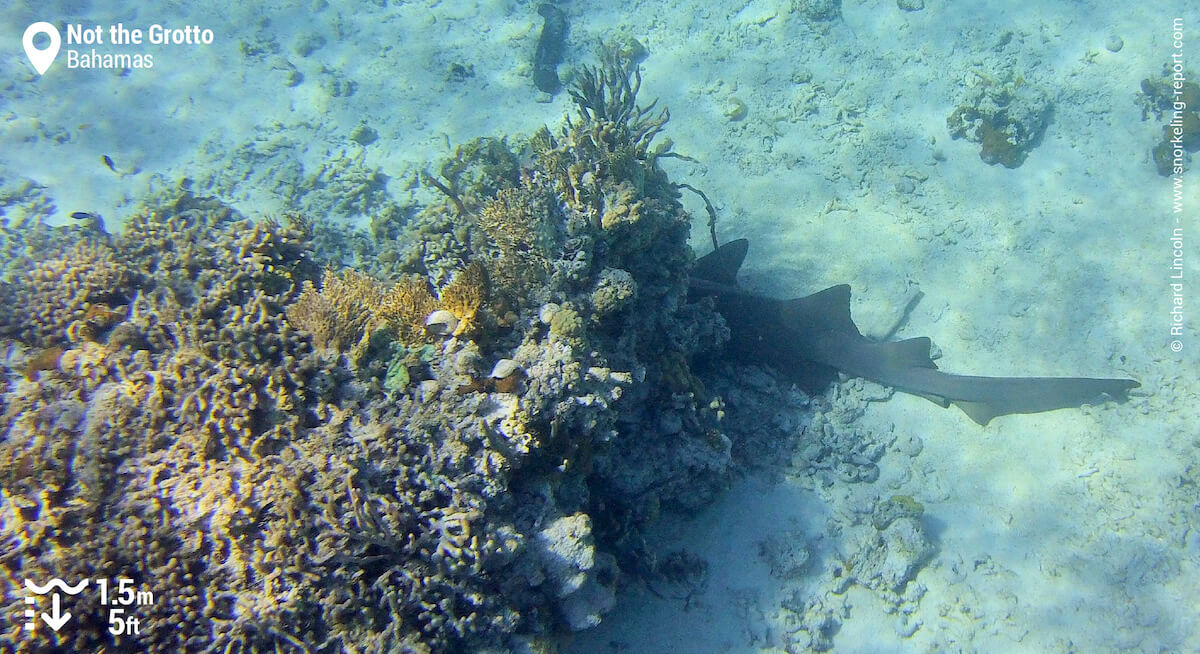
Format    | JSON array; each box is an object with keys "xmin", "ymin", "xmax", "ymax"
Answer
[{"xmin": 477, "ymin": 182, "xmax": 559, "ymax": 301}]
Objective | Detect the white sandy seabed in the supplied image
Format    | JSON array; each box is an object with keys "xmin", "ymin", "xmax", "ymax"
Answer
[{"xmin": 2, "ymin": 0, "xmax": 1199, "ymax": 651}]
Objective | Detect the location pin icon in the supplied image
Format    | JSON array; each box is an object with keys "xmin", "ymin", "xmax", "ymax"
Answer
[{"xmin": 22, "ymin": 22, "xmax": 61, "ymax": 75}]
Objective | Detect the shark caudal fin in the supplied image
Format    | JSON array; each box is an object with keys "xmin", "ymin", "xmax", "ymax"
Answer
[
  {"xmin": 694, "ymin": 239, "xmax": 750, "ymax": 287},
  {"xmin": 952, "ymin": 377, "xmax": 1140, "ymax": 426}
]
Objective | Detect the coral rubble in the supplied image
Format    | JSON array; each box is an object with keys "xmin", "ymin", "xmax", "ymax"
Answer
[
  {"xmin": 1138, "ymin": 66, "xmax": 1200, "ymax": 176},
  {"xmin": 947, "ymin": 71, "xmax": 1051, "ymax": 168}
]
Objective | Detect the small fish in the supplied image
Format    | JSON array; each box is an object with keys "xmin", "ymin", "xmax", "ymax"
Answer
[
  {"xmin": 84, "ymin": 303, "xmax": 126, "ymax": 327},
  {"xmin": 23, "ymin": 346, "xmax": 63, "ymax": 381},
  {"xmin": 69, "ymin": 211, "xmax": 108, "ymax": 235},
  {"xmin": 101, "ymin": 154, "xmax": 117, "ymax": 173}
]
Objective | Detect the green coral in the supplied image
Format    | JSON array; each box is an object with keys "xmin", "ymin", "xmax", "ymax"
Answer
[
  {"xmin": 383, "ymin": 343, "xmax": 437, "ymax": 392},
  {"xmin": 384, "ymin": 349, "xmax": 411, "ymax": 390}
]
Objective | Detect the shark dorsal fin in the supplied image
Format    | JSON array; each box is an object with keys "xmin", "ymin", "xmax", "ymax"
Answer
[
  {"xmin": 694, "ymin": 239, "xmax": 750, "ymax": 287},
  {"xmin": 782, "ymin": 284, "xmax": 862, "ymax": 338}
]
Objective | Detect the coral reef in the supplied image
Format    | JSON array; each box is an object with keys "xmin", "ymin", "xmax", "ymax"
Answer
[
  {"xmin": 0, "ymin": 52, "xmax": 733, "ymax": 653},
  {"xmin": 947, "ymin": 71, "xmax": 1051, "ymax": 168}
]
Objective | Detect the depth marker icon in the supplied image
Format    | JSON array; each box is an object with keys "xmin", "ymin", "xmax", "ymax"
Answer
[{"xmin": 23, "ymin": 578, "xmax": 89, "ymax": 633}]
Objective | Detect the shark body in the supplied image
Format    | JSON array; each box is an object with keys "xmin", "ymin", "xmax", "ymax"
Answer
[{"xmin": 692, "ymin": 239, "xmax": 1140, "ymax": 425}]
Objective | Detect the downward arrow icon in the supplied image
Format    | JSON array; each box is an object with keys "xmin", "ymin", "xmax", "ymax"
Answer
[{"xmin": 41, "ymin": 594, "xmax": 71, "ymax": 632}]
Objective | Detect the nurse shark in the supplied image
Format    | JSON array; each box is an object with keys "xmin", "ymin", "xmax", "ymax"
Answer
[{"xmin": 691, "ymin": 239, "xmax": 1140, "ymax": 425}]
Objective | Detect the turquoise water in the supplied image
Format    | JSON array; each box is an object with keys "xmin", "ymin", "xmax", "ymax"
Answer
[{"xmin": 1, "ymin": 1, "xmax": 1197, "ymax": 652}]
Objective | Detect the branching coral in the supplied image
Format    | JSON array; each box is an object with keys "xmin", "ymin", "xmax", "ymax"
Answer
[
  {"xmin": 529, "ymin": 45, "xmax": 687, "ymax": 264},
  {"xmin": 377, "ymin": 274, "xmax": 439, "ymax": 345},
  {"xmin": 478, "ymin": 183, "xmax": 559, "ymax": 256},
  {"xmin": 287, "ymin": 260, "xmax": 489, "ymax": 353},
  {"xmin": 286, "ymin": 268, "xmax": 385, "ymax": 352},
  {"xmin": 568, "ymin": 49, "xmax": 670, "ymax": 157},
  {"xmin": 425, "ymin": 136, "xmax": 523, "ymax": 216},
  {"xmin": 437, "ymin": 261, "xmax": 487, "ymax": 337},
  {"xmin": 476, "ymin": 181, "xmax": 561, "ymax": 299}
]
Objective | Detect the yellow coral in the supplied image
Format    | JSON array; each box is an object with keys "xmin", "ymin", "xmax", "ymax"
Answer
[
  {"xmin": 548, "ymin": 303, "xmax": 584, "ymax": 339},
  {"xmin": 286, "ymin": 269, "xmax": 385, "ymax": 352},
  {"xmin": 376, "ymin": 275, "xmax": 439, "ymax": 345},
  {"xmin": 438, "ymin": 261, "xmax": 487, "ymax": 337},
  {"xmin": 290, "ymin": 266, "xmax": 488, "ymax": 348},
  {"xmin": 600, "ymin": 182, "xmax": 643, "ymax": 230},
  {"xmin": 478, "ymin": 185, "xmax": 556, "ymax": 254}
]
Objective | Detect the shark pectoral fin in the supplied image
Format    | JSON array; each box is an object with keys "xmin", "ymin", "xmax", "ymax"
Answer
[
  {"xmin": 911, "ymin": 390, "xmax": 951, "ymax": 408},
  {"xmin": 953, "ymin": 400, "xmax": 998, "ymax": 426}
]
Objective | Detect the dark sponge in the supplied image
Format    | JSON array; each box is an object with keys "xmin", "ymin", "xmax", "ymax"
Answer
[{"xmin": 533, "ymin": 4, "xmax": 567, "ymax": 93}]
